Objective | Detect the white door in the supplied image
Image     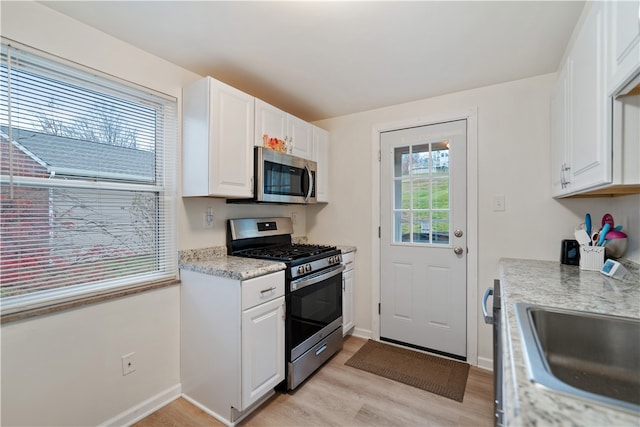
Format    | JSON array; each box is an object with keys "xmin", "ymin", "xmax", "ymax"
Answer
[{"xmin": 380, "ymin": 120, "xmax": 467, "ymax": 359}]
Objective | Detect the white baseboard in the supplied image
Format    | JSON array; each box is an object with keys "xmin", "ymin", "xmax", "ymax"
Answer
[
  {"xmin": 181, "ymin": 393, "xmax": 232, "ymax": 427},
  {"xmin": 477, "ymin": 356, "xmax": 493, "ymax": 371},
  {"xmin": 181, "ymin": 391, "xmax": 274, "ymax": 427},
  {"xmin": 351, "ymin": 327, "xmax": 372, "ymax": 339},
  {"xmin": 99, "ymin": 383, "xmax": 181, "ymax": 427}
]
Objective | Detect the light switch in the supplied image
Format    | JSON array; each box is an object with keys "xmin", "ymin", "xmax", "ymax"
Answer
[{"xmin": 493, "ymin": 194, "xmax": 505, "ymax": 212}]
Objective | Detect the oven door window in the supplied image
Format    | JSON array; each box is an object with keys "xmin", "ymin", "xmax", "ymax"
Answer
[
  {"xmin": 264, "ymin": 161, "xmax": 314, "ymax": 197},
  {"xmin": 289, "ymin": 273, "xmax": 342, "ymax": 349}
]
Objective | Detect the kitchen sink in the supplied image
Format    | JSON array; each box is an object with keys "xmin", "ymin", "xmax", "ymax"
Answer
[{"xmin": 515, "ymin": 303, "xmax": 640, "ymax": 413}]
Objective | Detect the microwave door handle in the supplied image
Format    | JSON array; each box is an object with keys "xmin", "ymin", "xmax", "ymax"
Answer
[{"xmin": 304, "ymin": 164, "xmax": 313, "ymax": 202}]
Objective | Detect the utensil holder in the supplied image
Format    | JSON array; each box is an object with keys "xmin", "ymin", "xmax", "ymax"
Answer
[{"xmin": 579, "ymin": 246, "xmax": 605, "ymax": 271}]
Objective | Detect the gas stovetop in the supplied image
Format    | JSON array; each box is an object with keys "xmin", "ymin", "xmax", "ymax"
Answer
[
  {"xmin": 234, "ymin": 243, "xmax": 337, "ymax": 262},
  {"xmin": 227, "ymin": 217, "xmax": 343, "ymax": 280}
]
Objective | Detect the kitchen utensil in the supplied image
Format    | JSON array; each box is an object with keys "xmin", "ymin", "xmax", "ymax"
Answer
[
  {"xmin": 605, "ymin": 230, "xmax": 627, "ymax": 240},
  {"xmin": 585, "ymin": 213, "xmax": 592, "ymax": 237},
  {"xmin": 574, "ymin": 229, "xmax": 592, "ymax": 245},
  {"xmin": 613, "ymin": 225, "xmax": 623, "ymax": 232},
  {"xmin": 597, "ymin": 223, "xmax": 611, "ymax": 246},
  {"xmin": 602, "ymin": 213, "xmax": 614, "ymax": 228}
]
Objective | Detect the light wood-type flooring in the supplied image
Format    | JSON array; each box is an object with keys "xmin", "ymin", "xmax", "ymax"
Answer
[{"xmin": 134, "ymin": 335, "xmax": 494, "ymax": 427}]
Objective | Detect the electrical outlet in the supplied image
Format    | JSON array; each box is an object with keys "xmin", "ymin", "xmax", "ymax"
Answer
[
  {"xmin": 492, "ymin": 194, "xmax": 505, "ymax": 212},
  {"xmin": 291, "ymin": 212, "xmax": 298, "ymax": 225},
  {"xmin": 203, "ymin": 208, "xmax": 214, "ymax": 228},
  {"xmin": 121, "ymin": 352, "xmax": 136, "ymax": 376}
]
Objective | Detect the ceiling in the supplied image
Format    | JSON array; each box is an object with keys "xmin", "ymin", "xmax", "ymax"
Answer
[{"xmin": 41, "ymin": 1, "xmax": 585, "ymax": 122}]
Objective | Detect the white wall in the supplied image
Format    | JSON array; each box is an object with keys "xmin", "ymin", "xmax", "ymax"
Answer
[
  {"xmin": 307, "ymin": 74, "xmax": 640, "ymax": 364},
  {"xmin": 1, "ymin": 2, "xmax": 309, "ymax": 425},
  {"xmin": 1, "ymin": 287, "xmax": 181, "ymax": 426},
  {"xmin": 0, "ymin": 2, "xmax": 190, "ymax": 426}
]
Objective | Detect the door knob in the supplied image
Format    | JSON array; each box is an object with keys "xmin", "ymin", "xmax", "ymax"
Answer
[
  {"xmin": 454, "ymin": 246, "xmax": 464, "ymax": 255},
  {"xmin": 454, "ymin": 229, "xmax": 463, "ymax": 238}
]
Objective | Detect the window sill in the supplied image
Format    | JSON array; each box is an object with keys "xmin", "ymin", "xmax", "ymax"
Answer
[{"xmin": 0, "ymin": 278, "xmax": 181, "ymax": 324}]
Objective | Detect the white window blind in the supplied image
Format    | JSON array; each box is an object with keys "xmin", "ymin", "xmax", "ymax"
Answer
[{"xmin": 0, "ymin": 41, "xmax": 177, "ymax": 314}]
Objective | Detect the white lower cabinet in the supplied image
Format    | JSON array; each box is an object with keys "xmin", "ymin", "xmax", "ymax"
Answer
[
  {"xmin": 241, "ymin": 296, "xmax": 285, "ymax": 408},
  {"xmin": 180, "ymin": 270, "xmax": 285, "ymax": 426},
  {"xmin": 342, "ymin": 251, "xmax": 355, "ymax": 335}
]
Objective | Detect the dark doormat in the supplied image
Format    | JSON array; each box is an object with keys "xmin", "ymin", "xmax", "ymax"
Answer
[{"xmin": 344, "ymin": 339, "xmax": 470, "ymax": 402}]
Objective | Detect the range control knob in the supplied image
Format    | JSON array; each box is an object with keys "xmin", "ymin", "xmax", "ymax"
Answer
[
  {"xmin": 297, "ymin": 266, "xmax": 304, "ymax": 274},
  {"xmin": 305, "ymin": 264, "xmax": 312, "ymax": 272}
]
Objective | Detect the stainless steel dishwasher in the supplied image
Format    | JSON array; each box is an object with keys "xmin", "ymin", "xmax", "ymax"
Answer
[{"xmin": 483, "ymin": 279, "xmax": 503, "ymax": 427}]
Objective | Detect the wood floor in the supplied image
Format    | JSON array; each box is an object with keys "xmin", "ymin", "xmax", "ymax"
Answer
[{"xmin": 134, "ymin": 336, "xmax": 494, "ymax": 427}]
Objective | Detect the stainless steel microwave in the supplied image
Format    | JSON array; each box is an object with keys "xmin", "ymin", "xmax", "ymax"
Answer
[{"xmin": 230, "ymin": 147, "xmax": 317, "ymax": 204}]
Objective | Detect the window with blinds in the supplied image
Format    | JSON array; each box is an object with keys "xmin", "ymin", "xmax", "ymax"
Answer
[{"xmin": 0, "ymin": 41, "xmax": 178, "ymax": 314}]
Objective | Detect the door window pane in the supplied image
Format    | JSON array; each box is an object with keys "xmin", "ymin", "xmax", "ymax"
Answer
[{"xmin": 392, "ymin": 141, "xmax": 451, "ymax": 245}]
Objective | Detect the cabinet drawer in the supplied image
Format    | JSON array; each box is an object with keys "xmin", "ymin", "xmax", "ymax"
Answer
[
  {"xmin": 342, "ymin": 251, "xmax": 355, "ymax": 270},
  {"xmin": 242, "ymin": 271, "xmax": 285, "ymax": 310}
]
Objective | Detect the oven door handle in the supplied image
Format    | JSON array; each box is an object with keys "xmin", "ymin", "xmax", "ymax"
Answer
[
  {"xmin": 304, "ymin": 164, "xmax": 314, "ymax": 203},
  {"xmin": 291, "ymin": 264, "xmax": 345, "ymax": 292}
]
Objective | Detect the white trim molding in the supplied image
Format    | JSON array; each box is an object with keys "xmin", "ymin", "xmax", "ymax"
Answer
[
  {"xmin": 99, "ymin": 383, "xmax": 182, "ymax": 427},
  {"xmin": 370, "ymin": 108, "xmax": 480, "ymax": 366}
]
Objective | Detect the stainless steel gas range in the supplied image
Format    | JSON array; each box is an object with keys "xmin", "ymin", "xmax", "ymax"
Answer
[{"xmin": 227, "ymin": 217, "xmax": 344, "ymax": 390}]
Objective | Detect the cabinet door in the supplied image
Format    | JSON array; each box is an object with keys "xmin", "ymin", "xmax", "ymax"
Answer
[
  {"xmin": 210, "ymin": 79, "xmax": 255, "ymax": 198},
  {"xmin": 342, "ymin": 268, "xmax": 354, "ymax": 335},
  {"xmin": 241, "ymin": 296, "xmax": 285, "ymax": 409},
  {"xmin": 607, "ymin": 0, "xmax": 640, "ymax": 93},
  {"xmin": 550, "ymin": 66, "xmax": 568, "ymax": 197},
  {"xmin": 566, "ymin": 3, "xmax": 611, "ymax": 193},
  {"xmin": 182, "ymin": 76, "xmax": 254, "ymax": 198},
  {"xmin": 255, "ymin": 99, "xmax": 287, "ymax": 147},
  {"xmin": 288, "ymin": 115, "xmax": 314, "ymax": 160},
  {"xmin": 313, "ymin": 126, "xmax": 329, "ymax": 202}
]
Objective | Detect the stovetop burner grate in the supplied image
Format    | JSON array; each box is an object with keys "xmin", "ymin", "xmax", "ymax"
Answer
[{"xmin": 235, "ymin": 243, "xmax": 336, "ymax": 261}]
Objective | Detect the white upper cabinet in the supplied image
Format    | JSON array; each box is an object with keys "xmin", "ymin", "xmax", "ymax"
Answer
[
  {"xmin": 551, "ymin": 1, "xmax": 640, "ymax": 197},
  {"xmin": 183, "ymin": 77, "xmax": 255, "ymax": 198},
  {"xmin": 313, "ymin": 126, "xmax": 329, "ymax": 202},
  {"xmin": 255, "ymin": 99, "xmax": 314, "ymax": 160},
  {"xmin": 565, "ymin": 3, "xmax": 610, "ymax": 193},
  {"xmin": 606, "ymin": 0, "xmax": 640, "ymax": 93},
  {"xmin": 550, "ymin": 3, "xmax": 615, "ymax": 197},
  {"xmin": 288, "ymin": 114, "xmax": 314, "ymax": 159},
  {"xmin": 254, "ymin": 99, "xmax": 288, "ymax": 148},
  {"xmin": 550, "ymin": 66, "xmax": 569, "ymax": 196}
]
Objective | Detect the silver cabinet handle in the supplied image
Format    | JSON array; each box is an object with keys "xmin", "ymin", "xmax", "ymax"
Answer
[
  {"xmin": 482, "ymin": 287, "xmax": 494, "ymax": 324},
  {"xmin": 260, "ymin": 286, "xmax": 276, "ymax": 295}
]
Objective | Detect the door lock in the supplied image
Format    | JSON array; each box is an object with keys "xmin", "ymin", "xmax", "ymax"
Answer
[
  {"xmin": 454, "ymin": 229, "xmax": 463, "ymax": 238},
  {"xmin": 454, "ymin": 246, "xmax": 464, "ymax": 255}
]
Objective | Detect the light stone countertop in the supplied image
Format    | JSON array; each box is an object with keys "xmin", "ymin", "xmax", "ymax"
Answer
[
  {"xmin": 178, "ymin": 246, "xmax": 285, "ymax": 281},
  {"xmin": 499, "ymin": 258, "xmax": 640, "ymax": 426},
  {"xmin": 178, "ymin": 242, "xmax": 356, "ymax": 281},
  {"xmin": 337, "ymin": 245, "xmax": 357, "ymax": 254}
]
